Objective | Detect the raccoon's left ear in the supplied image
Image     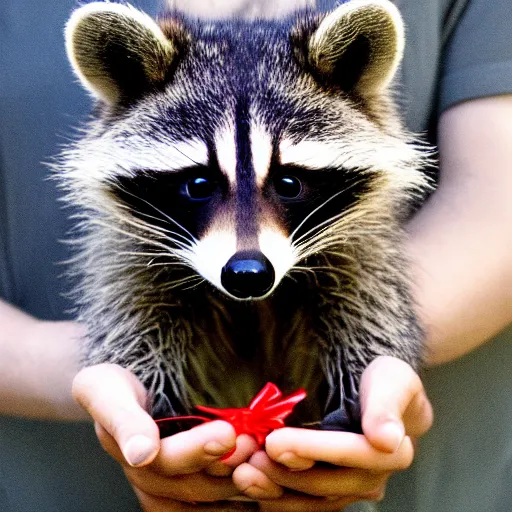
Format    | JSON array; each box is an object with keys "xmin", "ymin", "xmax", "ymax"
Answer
[
  {"xmin": 65, "ymin": 3, "xmax": 177, "ymax": 105},
  {"xmin": 305, "ymin": 0, "xmax": 404, "ymax": 95}
]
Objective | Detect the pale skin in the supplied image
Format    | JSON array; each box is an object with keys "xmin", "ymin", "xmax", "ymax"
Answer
[{"xmin": 0, "ymin": 96, "xmax": 511, "ymax": 510}]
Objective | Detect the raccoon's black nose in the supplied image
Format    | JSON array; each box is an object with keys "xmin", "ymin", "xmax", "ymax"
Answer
[{"xmin": 221, "ymin": 251, "xmax": 275, "ymax": 299}]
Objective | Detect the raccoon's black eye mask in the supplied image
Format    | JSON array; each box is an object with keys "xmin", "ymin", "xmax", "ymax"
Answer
[
  {"xmin": 264, "ymin": 164, "xmax": 373, "ymax": 239},
  {"xmin": 110, "ymin": 165, "xmax": 226, "ymax": 236},
  {"xmin": 109, "ymin": 162, "xmax": 372, "ymax": 243}
]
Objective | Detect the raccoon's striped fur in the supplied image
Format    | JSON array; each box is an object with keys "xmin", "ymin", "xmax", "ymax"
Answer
[{"xmin": 58, "ymin": 0, "xmax": 432, "ymax": 427}]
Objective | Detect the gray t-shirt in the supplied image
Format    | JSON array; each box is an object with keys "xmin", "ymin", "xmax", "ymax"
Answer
[{"xmin": 0, "ymin": 0, "xmax": 511, "ymax": 511}]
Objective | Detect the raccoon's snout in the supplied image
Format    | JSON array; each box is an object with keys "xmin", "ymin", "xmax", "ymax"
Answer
[{"xmin": 221, "ymin": 251, "xmax": 275, "ymax": 299}]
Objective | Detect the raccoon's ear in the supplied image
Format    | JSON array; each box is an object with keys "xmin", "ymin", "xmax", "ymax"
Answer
[
  {"xmin": 307, "ymin": 0, "xmax": 404, "ymax": 95},
  {"xmin": 65, "ymin": 2, "xmax": 176, "ymax": 104}
]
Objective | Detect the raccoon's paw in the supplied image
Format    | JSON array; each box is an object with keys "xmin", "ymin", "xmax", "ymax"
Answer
[
  {"xmin": 319, "ymin": 396, "xmax": 362, "ymax": 434},
  {"xmin": 319, "ymin": 373, "xmax": 362, "ymax": 434}
]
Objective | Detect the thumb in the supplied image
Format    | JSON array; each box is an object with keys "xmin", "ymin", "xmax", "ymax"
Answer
[
  {"xmin": 360, "ymin": 356, "xmax": 434, "ymax": 453},
  {"xmin": 72, "ymin": 363, "xmax": 160, "ymax": 467}
]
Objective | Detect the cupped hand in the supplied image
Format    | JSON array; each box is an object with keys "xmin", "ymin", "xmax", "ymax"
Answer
[
  {"xmin": 72, "ymin": 364, "xmax": 258, "ymax": 511},
  {"xmin": 232, "ymin": 356, "xmax": 433, "ymax": 511}
]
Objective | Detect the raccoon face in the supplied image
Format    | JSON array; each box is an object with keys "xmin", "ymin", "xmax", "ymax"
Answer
[{"xmin": 65, "ymin": 1, "xmax": 427, "ymax": 301}]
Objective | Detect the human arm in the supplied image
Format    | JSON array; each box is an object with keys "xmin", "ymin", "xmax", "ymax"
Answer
[
  {"xmin": 0, "ymin": 299, "xmax": 86, "ymax": 420},
  {"xmin": 407, "ymin": 96, "xmax": 512, "ymax": 365}
]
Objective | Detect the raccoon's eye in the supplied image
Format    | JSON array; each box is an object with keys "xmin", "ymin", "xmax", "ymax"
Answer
[
  {"xmin": 275, "ymin": 175, "xmax": 302, "ymax": 199},
  {"xmin": 185, "ymin": 177, "xmax": 216, "ymax": 201}
]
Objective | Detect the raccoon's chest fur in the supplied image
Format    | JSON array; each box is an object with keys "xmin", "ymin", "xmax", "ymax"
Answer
[{"xmin": 182, "ymin": 284, "xmax": 324, "ymax": 422}]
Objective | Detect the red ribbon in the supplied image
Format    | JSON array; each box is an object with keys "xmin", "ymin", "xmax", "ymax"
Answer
[{"xmin": 156, "ymin": 383, "xmax": 306, "ymax": 455}]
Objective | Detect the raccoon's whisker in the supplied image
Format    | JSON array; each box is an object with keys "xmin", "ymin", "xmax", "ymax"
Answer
[
  {"xmin": 293, "ymin": 229, "xmax": 352, "ymax": 259},
  {"xmin": 290, "ymin": 265, "xmax": 318, "ymax": 275},
  {"xmin": 293, "ymin": 265, "xmax": 353, "ymax": 278},
  {"xmin": 289, "ymin": 178, "xmax": 368, "ymax": 243},
  {"xmin": 154, "ymin": 273, "xmax": 202, "ymax": 287},
  {"xmin": 180, "ymin": 278, "xmax": 206, "ymax": 292},
  {"xmin": 138, "ymin": 233, "xmax": 192, "ymax": 253},
  {"xmin": 294, "ymin": 242, "xmax": 346, "ymax": 262},
  {"xmin": 115, "ymin": 206, "xmax": 196, "ymax": 249},
  {"xmin": 295, "ymin": 239, "xmax": 355, "ymax": 261},
  {"xmin": 114, "ymin": 202, "xmax": 170, "ymax": 233},
  {"xmin": 116, "ymin": 251, "xmax": 179, "ymax": 259},
  {"xmin": 111, "ymin": 206, "xmax": 195, "ymax": 250},
  {"xmin": 291, "ymin": 204, "xmax": 366, "ymax": 247},
  {"xmin": 288, "ymin": 190, "xmax": 349, "ymax": 242},
  {"xmin": 292, "ymin": 213, "xmax": 367, "ymax": 253},
  {"xmin": 295, "ymin": 231, "xmax": 347, "ymax": 254},
  {"xmin": 132, "ymin": 261, "xmax": 186, "ymax": 269},
  {"xmin": 92, "ymin": 218, "xmax": 196, "ymax": 261},
  {"xmin": 172, "ymin": 145, "xmax": 204, "ymax": 167},
  {"xmin": 116, "ymin": 214, "xmax": 171, "ymax": 241},
  {"xmin": 89, "ymin": 220, "xmax": 176, "ymax": 254},
  {"xmin": 299, "ymin": 224, "xmax": 383, "ymax": 252},
  {"xmin": 296, "ymin": 230, "xmax": 357, "ymax": 254},
  {"xmin": 119, "ymin": 207, "xmax": 169, "ymax": 230},
  {"xmin": 292, "ymin": 215, "xmax": 384, "ymax": 258},
  {"xmin": 112, "ymin": 185, "xmax": 198, "ymax": 244},
  {"xmin": 155, "ymin": 275, "xmax": 204, "ymax": 292}
]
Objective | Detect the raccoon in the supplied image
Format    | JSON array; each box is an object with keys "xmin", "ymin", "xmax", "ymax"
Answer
[{"xmin": 58, "ymin": 0, "xmax": 432, "ymax": 431}]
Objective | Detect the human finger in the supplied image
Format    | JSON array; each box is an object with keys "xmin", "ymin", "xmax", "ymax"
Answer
[
  {"xmin": 72, "ymin": 364, "xmax": 160, "ymax": 467},
  {"xmin": 150, "ymin": 420, "xmax": 236, "ymax": 475},
  {"xmin": 232, "ymin": 457, "xmax": 284, "ymax": 500},
  {"xmin": 206, "ymin": 434, "xmax": 259, "ymax": 477},
  {"xmin": 95, "ymin": 419, "xmax": 238, "ymax": 474},
  {"xmin": 360, "ymin": 356, "xmax": 434, "ymax": 452},
  {"xmin": 94, "ymin": 423, "xmax": 127, "ymax": 464},
  {"xmin": 247, "ymin": 451, "xmax": 390, "ymax": 497},
  {"xmin": 265, "ymin": 428, "xmax": 414, "ymax": 471},
  {"xmin": 126, "ymin": 466, "xmax": 239, "ymax": 502}
]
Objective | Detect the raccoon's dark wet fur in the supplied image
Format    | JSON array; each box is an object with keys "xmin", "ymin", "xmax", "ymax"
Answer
[{"xmin": 59, "ymin": 0, "xmax": 432, "ymax": 430}]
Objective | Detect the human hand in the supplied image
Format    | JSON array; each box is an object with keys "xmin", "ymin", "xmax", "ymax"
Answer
[
  {"xmin": 72, "ymin": 364, "xmax": 259, "ymax": 511},
  {"xmin": 231, "ymin": 356, "xmax": 433, "ymax": 511}
]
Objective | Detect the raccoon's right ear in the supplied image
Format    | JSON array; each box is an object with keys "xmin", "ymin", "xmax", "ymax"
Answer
[
  {"xmin": 304, "ymin": 0, "xmax": 405, "ymax": 95},
  {"xmin": 65, "ymin": 3, "xmax": 178, "ymax": 105}
]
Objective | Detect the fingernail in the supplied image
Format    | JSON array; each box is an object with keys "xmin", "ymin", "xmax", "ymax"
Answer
[
  {"xmin": 123, "ymin": 435, "xmax": 158, "ymax": 467},
  {"xmin": 380, "ymin": 421, "xmax": 405, "ymax": 452},
  {"xmin": 275, "ymin": 451, "xmax": 314, "ymax": 470},
  {"xmin": 204, "ymin": 440, "xmax": 234, "ymax": 456}
]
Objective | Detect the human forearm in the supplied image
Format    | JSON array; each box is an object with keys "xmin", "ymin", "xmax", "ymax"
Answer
[
  {"xmin": 407, "ymin": 96, "xmax": 512, "ymax": 365},
  {"xmin": 0, "ymin": 299, "xmax": 87, "ymax": 420}
]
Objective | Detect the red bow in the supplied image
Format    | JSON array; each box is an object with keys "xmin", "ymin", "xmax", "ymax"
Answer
[{"xmin": 156, "ymin": 383, "xmax": 306, "ymax": 454}]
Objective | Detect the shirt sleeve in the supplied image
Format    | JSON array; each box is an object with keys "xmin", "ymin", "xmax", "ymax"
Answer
[{"xmin": 439, "ymin": 0, "xmax": 512, "ymax": 112}]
